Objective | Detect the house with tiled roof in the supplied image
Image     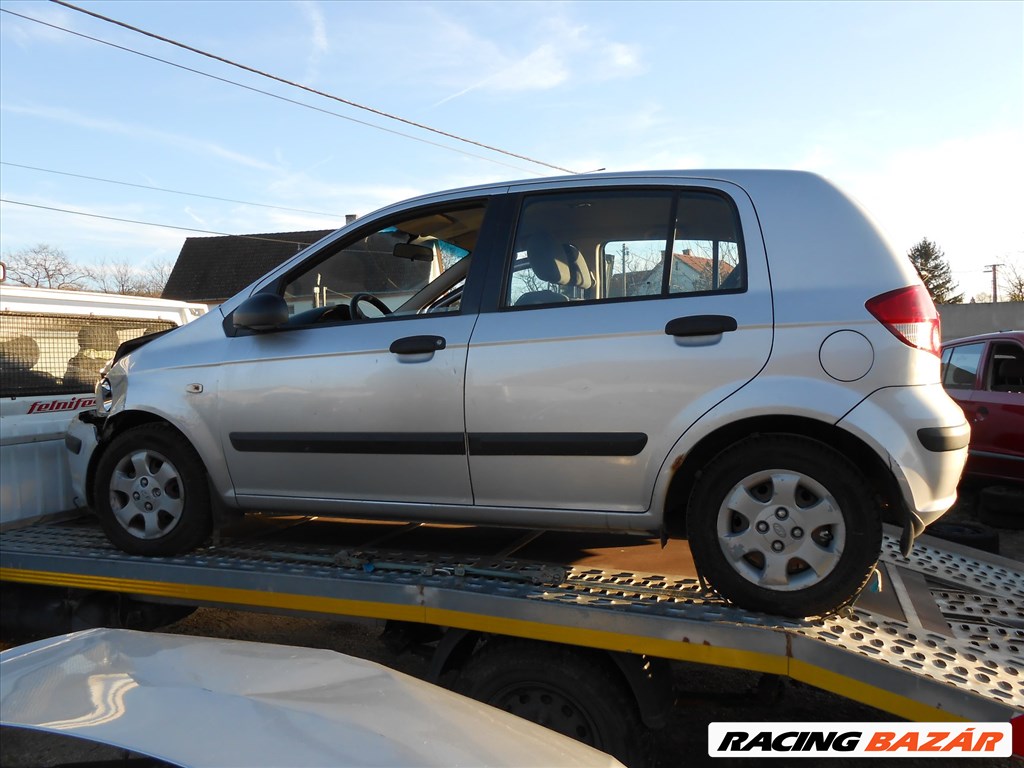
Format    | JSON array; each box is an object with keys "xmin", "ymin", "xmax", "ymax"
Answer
[
  {"xmin": 623, "ymin": 250, "xmax": 737, "ymax": 296},
  {"xmin": 669, "ymin": 249, "xmax": 735, "ymax": 293},
  {"xmin": 162, "ymin": 230, "xmax": 333, "ymax": 305}
]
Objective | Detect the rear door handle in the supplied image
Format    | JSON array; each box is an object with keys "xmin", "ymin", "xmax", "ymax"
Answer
[
  {"xmin": 665, "ymin": 315, "xmax": 738, "ymax": 337},
  {"xmin": 390, "ymin": 335, "xmax": 446, "ymax": 355}
]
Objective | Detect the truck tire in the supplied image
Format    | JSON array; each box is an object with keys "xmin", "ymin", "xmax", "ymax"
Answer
[
  {"xmin": 686, "ymin": 435, "xmax": 881, "ymax": 618},
  {"xmin": 924, "ymin": 520, "xmax": 1000, "ymax": 554},
  {"xmin": 94, "ymin": 423, "xmax": 212, "ymax": 555},
  {"xmin": 453, "ymin": 638, "xmax": 653, "ymax": 768},
  {"xmin": 978, "ymin": 485, "xmax": 1024, "ymax": 530}
]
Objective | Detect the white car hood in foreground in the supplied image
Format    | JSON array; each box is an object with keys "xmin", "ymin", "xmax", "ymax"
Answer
[{"xmin": 0, "ymin": 628, "xmax": 622, "ymax": 768}]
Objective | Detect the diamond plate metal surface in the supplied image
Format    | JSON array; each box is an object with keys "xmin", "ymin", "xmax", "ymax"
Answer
[
  {"xmin": 2, "ymin": 521, "xmax": 1022, "ymax": 718},
  {"xmin": 881, "ymin": 534, "xmax": 1024, "ymax": 599}
]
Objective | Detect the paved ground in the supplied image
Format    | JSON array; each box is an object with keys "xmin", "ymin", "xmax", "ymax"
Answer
[{"xmin": 2, "ymin": 484, "xmax": 1020, "ymax": 768}]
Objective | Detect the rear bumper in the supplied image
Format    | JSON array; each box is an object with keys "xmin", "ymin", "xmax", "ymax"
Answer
[{"xmin": 838, "ymin": 384, "xmax": 969, "ymax": 552}]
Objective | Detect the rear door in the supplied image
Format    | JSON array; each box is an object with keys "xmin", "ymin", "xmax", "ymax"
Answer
[
  {"xmin": 464, "ymin": 179, "xmax": 773, "ymax": 513},
  {"xmin": 971, "ymin": 339, "xmax": 1024, "ymax": 479},
  {"xmin": 942, "ymin": 338, "xmax": 1024, "ymax": 481}
]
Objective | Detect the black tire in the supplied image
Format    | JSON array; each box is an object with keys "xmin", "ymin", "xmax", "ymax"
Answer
[
  {"xmin": 453, "ymin": 638, "xmax": 653, "ymax": 768},
  {"xmin": 94, "ymin": 423, "xmax": 212, "ymax": 555},
  {"xmin": 978, "ymin": 485, "xmax": 1024, "ymax": 530},
  {"xmin": 686, "ymin": 435, "xmax": 881, "ymax": 618},
  {"xmin": 924, "ymin": 520, "xmax": 1000, "ymax": 554}
]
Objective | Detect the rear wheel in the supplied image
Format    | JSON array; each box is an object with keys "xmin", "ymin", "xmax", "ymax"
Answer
[
  {"xmin": 453, "ymin": 638, "xmax": 652, "ymax": 768},
  {"xmin": 94, "ymin": 424, "xmax": 212, "ymax": 555},
  {"xmin": 686, "ymin": 435, "xmax": 881, "ymax": 617}
]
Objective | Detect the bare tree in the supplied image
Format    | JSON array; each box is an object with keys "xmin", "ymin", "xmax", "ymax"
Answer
[
  {"xmin": 89, "ymin": 258, "xmax": 175, "ymax": 297},
  {"xmin": 2, "ymin": 244, "xmax": 92, "ymax": 290},
  {"xmin": 145, "ymin": 258, "xmax": 175, "ymax": 297},
  {"xmin": 998, "ymin": 261, "xmax": 1024, "ymax": 302},
  {"xmin": 90, "ymin": 259, "xmax": 142, "ymax": 295}
]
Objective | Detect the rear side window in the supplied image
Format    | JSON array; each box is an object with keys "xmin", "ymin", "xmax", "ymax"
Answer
[
  {"xmin": 504, "ymin": 188, "xmax": 745, "ymax": 308},
  {"xmin": 987, "ymin": 342, "xmax": 1024, "ymax": 392},
  {"xmin": 941, "ymin": 343, "xmax": 984, "ymax": 389},
  {"xmin": 0, "ymin": 313, "xmax": 176, "ymax": 398}
]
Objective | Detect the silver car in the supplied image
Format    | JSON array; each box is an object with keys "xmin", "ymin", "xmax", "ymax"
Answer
[{"xmin": 66, "ymin": 170, "xmax": 968, "ymax": 617}]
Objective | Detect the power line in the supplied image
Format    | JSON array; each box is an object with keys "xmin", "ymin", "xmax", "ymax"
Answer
[
  {"xmin": 0, "ymin": 198, "xmax": 331, "ymax": 246},
  {"xmin": 0, "ymin": 8, "xmax": 539, "ymax": 175},
  {"xmin": 49, "ymin": 0, "xmax": 577, "ymax": 174},
  {"xmin": 1, "ymin": 161, "xmax": 342, "ymax": 218}
]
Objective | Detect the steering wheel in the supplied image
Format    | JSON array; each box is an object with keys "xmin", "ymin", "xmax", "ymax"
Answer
[
  {"xmin": 316, "ymin": 305, "xmax": 350, "ymax": 323},
  {"xmin": 350, "ymin": 292, "xmax": 393, "ymax": 320}
]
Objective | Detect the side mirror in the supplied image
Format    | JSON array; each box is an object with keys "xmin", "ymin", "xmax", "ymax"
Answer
[{"xmin": 233, "ymin": 293, "xmax": 289, "ymax": 331}]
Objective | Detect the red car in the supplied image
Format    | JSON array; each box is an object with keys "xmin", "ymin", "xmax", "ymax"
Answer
[{"xmin": 941, "ymin": 330, "xmax": 1024, "ymax": 484}]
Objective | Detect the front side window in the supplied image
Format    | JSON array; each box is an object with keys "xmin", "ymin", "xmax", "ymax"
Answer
[
  {"xmin": 281, "ymin": 203, "xmax": 484, "ymax": 322},
  {"xmin": 503, "ymin": 188, "xmax": 744, "ymax": 309}
]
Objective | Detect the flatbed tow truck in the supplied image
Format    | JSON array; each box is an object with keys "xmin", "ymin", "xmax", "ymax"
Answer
[{"xmin": 2, "ymin": 514, "xmax": 1022, "ymax": 764}]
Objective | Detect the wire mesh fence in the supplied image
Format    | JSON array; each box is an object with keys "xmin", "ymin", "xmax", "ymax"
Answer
[{"xmin": 0, "ymin": 312, "xmax": 175, "ymax": 397}]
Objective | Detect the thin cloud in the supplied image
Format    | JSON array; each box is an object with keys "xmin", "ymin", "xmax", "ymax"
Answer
[
  {"xmin": 430, "ymin": 14, "xmax": 641, "ymax": 107},
  {"xmin": 838, "ymin": 129, "xmax": 1024, "ymax": 297},
  {"xmin": 1, "ymin": 102, "xmax": 281, "ymax": 172},
  {"xmin": 0, "ymin": 3, "xmax": 79, "ymax": 47},
  {"xmin": 0, "ymin": 195, "xmax": 188, "ymax": 256},
  {"xmin": 296, "ymin": 0, "xmax": 329, "ymax": 83}
]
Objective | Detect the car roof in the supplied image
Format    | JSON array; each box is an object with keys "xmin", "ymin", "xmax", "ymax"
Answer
[
  {"xmin": 396, "ymin": 168, "xmax": 826, "ymax": 206},
  {"xmin": 942, "ymin": 329, "xmax": 1024, "ymax": 347}
]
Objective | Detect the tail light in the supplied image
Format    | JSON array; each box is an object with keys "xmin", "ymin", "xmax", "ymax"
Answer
[{"xmin": 865, "ymin": 285, "xmax": 941, "ymax": 356}]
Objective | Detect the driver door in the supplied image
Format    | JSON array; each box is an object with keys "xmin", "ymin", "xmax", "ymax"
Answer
[{"xmin": 217, "ymin": 202, "xmax": 488, "ymax": 512}]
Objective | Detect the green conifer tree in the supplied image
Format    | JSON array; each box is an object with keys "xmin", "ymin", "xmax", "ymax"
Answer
[{"xmin": 908, "ymin": 238, "xmax": 963, "ymax": 304}]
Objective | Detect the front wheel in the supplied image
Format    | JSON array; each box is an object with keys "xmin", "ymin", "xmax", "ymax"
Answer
[
  {"xmin": 686, "ymin": 435, "xmax": 881, "ymax": 618},
  {"xmin": 94, "ymin": 424, "xmax": 212, "ymax": 556}
]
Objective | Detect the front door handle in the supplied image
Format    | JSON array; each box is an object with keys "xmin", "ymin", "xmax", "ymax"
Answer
[
  {"xmin": 665, "ymin": 315, "xmax": 738, "ymax": 337},
  {"xmin": 390, "ymin": 335, "xmax": 446, "ymax": 355}
]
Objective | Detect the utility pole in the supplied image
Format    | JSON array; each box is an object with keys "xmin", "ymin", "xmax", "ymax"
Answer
[{"xmin": 985, "ymin": 264, "xmax": 1004, "ymax": 302}]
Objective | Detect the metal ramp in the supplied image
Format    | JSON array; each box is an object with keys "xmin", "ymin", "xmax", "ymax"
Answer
[{"xmin": 1, "ymin": 517, "xmax": 1021, "ymax": 723}]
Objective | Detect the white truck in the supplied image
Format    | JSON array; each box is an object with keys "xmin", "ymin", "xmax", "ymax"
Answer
[{"xmin": 0, "ymin": 285, "xmax": 206, "ymax": 528}]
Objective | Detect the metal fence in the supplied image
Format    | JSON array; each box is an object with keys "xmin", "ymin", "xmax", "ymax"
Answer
[{"xmin": 0, "ymin": 312, "xmax": 176, "ymax": 397}]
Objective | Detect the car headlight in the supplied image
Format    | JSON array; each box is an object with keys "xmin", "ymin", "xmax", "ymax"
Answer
[{"xmin": 98, "ymin": 378, "xmax": 113, "ymax": 413}]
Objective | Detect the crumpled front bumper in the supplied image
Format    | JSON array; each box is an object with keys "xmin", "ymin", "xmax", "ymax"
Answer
[{"xmin": 64, "ymin": 413, "xmax": 102, "ymax": 510}]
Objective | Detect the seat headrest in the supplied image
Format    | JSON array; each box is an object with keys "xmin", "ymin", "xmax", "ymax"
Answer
[
  {"xmin": 0, "ymin": 336, "xmax": 40, "ymax": 370},
  {"xmin": 564, "ymin": 244, "xmax": 593, "ymax": 290},
  {"xmin": 998, "ymin": 358, "xmax": 1024, "ymax": 379},
  {"xmin": 524, "ymin": 234, "xmax": 592, "ymax": 289},
  {"xmin": 515, "ymin": 290, "xmax": 570, "ymax": 307},
  {"xmin": 78, "ymin": 325, "xmax": 120, "ymax": 352}
]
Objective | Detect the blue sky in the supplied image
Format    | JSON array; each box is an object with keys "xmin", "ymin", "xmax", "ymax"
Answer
[{"xmin": 1, "ymin": 0, "xmax": 1021, "ymax": 300}]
